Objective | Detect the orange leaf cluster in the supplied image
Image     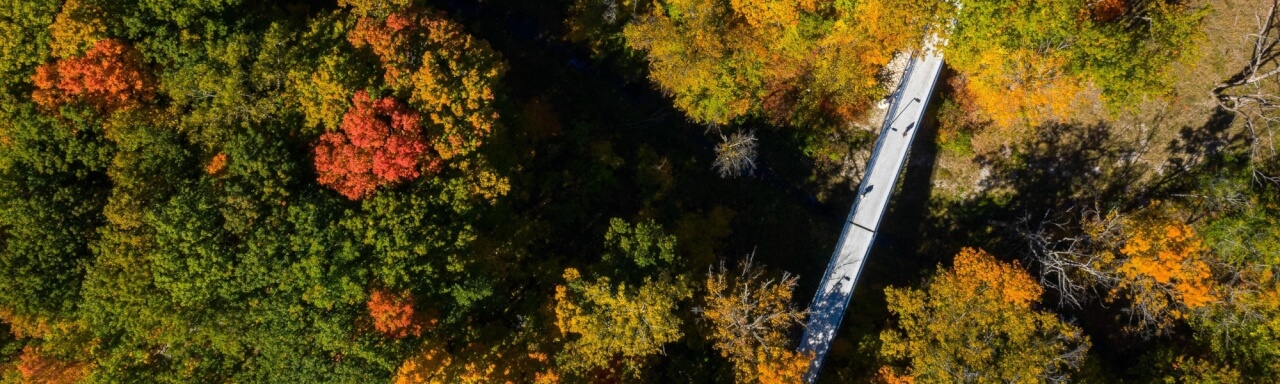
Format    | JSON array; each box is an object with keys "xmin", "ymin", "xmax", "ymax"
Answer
[
  {"xmin": 205, "ymin": 152, "xmax": 228, "ymax": 175},
  {"xmin": 1090, "ymin": 0, "xmax": 1128, "ymax": 22},
  {"xmin": 875, "ymin": 366, "xmax": 915, "ymax": 384},
  {"xmin": 1118, "ymin": 219, "xmax": 1216, "ymax": 313},
  {"xmin": 32, "ymin": 39, "xmax": 155, "ymax": 112},
  {"xmin": 754, "ymin": 348, "xmax": 811, "ymax": 384},
  {"xmin": 314, "ymin": 91, "xmax": 439, "ymax": 200},
  {"xmin": 950, "ymin": 247, "xmax": 1043, "ymax": 306},
  {"xmin": 16, "ymin": 346, "xmax": 90, "ymax": 384},
  {"xmin": 367, "ymin": 289, "xmax": 426, "ymax": 338},
  {"xmin": 348, "ymin": 12, "xmax": 416, "ymax": 85}
]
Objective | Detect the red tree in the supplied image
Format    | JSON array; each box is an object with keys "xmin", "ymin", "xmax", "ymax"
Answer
[
  {"xmin": 367, "ymin": 289, "xmax": 424, "ymax": 338},
  {"xmin": 314, "ymin": 91, "xmax": 436, "ymax": 199},
  {"xmin": 32, "ymin": 39, "xmax": 154, "ymax": 111}
]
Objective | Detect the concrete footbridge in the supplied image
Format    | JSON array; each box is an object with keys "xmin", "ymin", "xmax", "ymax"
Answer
[{"xmin": 798, "ymin": 48, "xmax": 944, "ymax": 383}]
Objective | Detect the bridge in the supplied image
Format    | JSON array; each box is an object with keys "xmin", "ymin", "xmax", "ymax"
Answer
[{"xmin": 798, "ymin": 48, "xmax": 944, "ymax": 383}]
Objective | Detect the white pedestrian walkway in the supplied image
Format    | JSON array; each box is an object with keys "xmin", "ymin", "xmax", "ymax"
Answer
[{"xmin": 798, "ymin": 49, "xmax": 944, "ymax": 383}]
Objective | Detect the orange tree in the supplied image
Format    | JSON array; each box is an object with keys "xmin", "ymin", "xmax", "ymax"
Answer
[{"xmin": 1110, "ymin": 204, "xmax": 1217, "ymax": 334}]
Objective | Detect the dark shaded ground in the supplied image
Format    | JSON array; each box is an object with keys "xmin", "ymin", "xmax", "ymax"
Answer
[
  {"xmin": 430, "ymin": 0, "xmax": 1253, "ymax": 381},
  {"xmin": 438, "ymin": 0, "xmax": 852, "ymax": 380}
]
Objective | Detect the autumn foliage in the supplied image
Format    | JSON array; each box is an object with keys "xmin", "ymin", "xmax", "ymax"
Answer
[
  {"xmin": 944, "ymin": 0, "xmax": 1202, "ymax": 129},
  {"xmin": 621, "ymin": 0, "xmax": 947, "ymax": 126},
  {"xmin": 368, "ymin": 289, "xmax": 426, "ymax": 338},
  {"xmin": 16, "ymin": 346, "xmax": 90, "ymax": 384},
  {"xmin": 553, "ymin": 267, "xmax": 691, "ymax": 377},
  {"xmin": 32, "ymin": 39, "xmax": 154, "ymax": 112},
  {"xmin": 205, "ymin": 152, "xmax": 228, "ymax": 175},
  {"xmin": 701, "ymin": 259, "xmax": 808, "ymax": 382},
  {"xmin": 754, "ymin": 348, "xmax": 811, "ymax": 384},
  {"xmin": 1111, "ymin": 204, "xmax": 1218, "ymax": 332},
  {"xmin": 48, "ymin": 0, "xmax": 106, "ymax": 58},
  {"xmin": 880, "ymin": 248, "xmax": 1089, "ymax": 382},
  {"xmin": 391, "ymin": 341, "xmax": 557, "ymax": 384},
  {"xmin": 348, "ymin": 10, "xmax": 505, "ymax": 160},
  {"xmin": 1091, "ymin": 0, "xmax": 1129, "ymax": 22},
  {"xmin": 950, "ymin": 50, "xmax": 1086, "ymax": 130},
  {"xmin": 315, "ymin": 91, "xmax": 437, "ymax": 200}
]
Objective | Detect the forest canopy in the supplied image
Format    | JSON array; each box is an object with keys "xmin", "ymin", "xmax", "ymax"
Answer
[{"xmin": 1, "ymin": 0, "xmax": 1278, "ymax": 383}]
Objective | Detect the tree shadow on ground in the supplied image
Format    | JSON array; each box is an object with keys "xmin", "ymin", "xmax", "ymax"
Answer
[{"xmin": 900, "ymin": 111, "xmax": 1245, "ymax": 379}]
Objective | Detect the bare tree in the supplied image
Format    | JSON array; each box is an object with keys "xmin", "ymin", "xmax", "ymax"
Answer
[
  {"xmin": 1016, "ymin": 205, "xmax": 1124, "ymax": 309},
  {"xmin": 1213, "ymin": 0, "xmax": 1280, "ymax": 183},
  {"xmin": 713, "ymin": 130, "xmax": 759, "ymax": 178},
  {"xmin": 699, "ymin": 253, "xmax": 807, "ymax": 380}
]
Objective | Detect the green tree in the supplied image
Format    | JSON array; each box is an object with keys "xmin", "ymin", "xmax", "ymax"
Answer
[
  {"xmin": 0, "ymin": 102, "xmax": 111, "ymax": 321},
  {"xmin": 0, "ymin": 0, "xmax": 57, "ymax": 94},
  {"xmin": 1191, "ymin": 182, "xmax": 1280, "ymax": 378}
]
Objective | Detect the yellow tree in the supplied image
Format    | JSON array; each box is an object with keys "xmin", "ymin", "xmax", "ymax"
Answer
[
  {"xmin": 879, "ymin": 248, "xmax": 1090, "ymax": 383},
  {"xmin": 47, "ymin": 0, "xmax": 105, "ymax": 58},
  {"xmin": 553, "ymin": 268, "xmax": 691, "ymax": 378},
  {"xmin": 620, "ymin": 0, "xmax": 947, "ymax": 126},
  {"xmin": 701, "ymin": 256, "xmax": 809, "ymax": 382}
]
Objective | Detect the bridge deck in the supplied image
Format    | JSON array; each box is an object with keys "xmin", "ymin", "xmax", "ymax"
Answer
[{"xmin": 798, "ymin": 50, "xmax": 944, "ymax": 383}]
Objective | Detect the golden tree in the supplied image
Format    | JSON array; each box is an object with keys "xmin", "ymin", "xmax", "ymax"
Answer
[
  {"xmin": 945, "ymin": 0, "xmax": 1203, "ymax": 129},
  {"xmin": 347, "ymin": 9, "xmax": 506, "ymax": 160},
  {"xmin": 879, "ymin": 248, "xmax": 1090, "ymax": 383},
  {"xmin": 620, "ymin": 0, "xmax": 947, "ymax": 126},
  {"xmin": 701, "ymin": 256, "xmax": 808, "ymax": 382},
  {"xmin": 553, "ymin": 268, "xmax": 691, "ymax": 378}
]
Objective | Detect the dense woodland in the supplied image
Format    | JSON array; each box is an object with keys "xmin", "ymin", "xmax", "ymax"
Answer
[{"xmin": 0, "ymin": 0, "xmax": 1277, "ymax": 382}]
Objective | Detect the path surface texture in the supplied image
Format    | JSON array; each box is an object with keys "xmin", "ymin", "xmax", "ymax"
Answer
[{"xmin": 798, "ymin": 48, "xmax": 944, "ymax": 383}]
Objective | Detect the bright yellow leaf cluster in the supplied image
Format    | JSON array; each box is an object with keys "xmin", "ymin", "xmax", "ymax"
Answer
[
  {"xmin": 623, "ymin": 0, "xmax": 946, "ymax": 126},
  {"xmin": 47, "ymin": 0, "xmax": 104, "ymax": 58},
  {"xmin": 553, "ymin": 267, "xmax": 691, "ymax": 377},
  {"xmin": 958, "ymin": 48, "xmax": 1086, "ymax": 130}
]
